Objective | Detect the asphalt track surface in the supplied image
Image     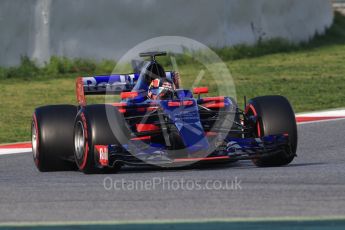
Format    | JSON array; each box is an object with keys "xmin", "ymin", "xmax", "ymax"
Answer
[{"xmin": 0, "ymin": 119, "xmax": 345, "ymax": 224}]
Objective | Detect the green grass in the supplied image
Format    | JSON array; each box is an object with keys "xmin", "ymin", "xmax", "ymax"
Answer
[
  {"xmin": 1, "ymin": 13, "xmax": 345, "ymax": 143},
  {"xmin": 228, "ymin": 44, "xmax": 345, "ymax": 112}
]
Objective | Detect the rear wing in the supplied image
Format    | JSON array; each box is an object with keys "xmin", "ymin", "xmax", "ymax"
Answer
[{"xmin": 76, "ymin": 72, "xmax": 174, "ymax": 106}]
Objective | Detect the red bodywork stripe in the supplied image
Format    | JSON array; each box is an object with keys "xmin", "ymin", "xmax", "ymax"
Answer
[
  {"xmin": 168, "ymin": 101, "xmax": 194, "ymax": 107},
  {"xmin": 136, "ymin": 124, "xmax": 159, "ymax": 132},
  {"xmin": 113, "ymin": 102, "xmax": 158, "ymax": 113},
  {"xmin": 204, "ymin": 102, "xmax": 225, "ymax": 109},
  {"xmin": 113, "ymin": 102, "xmax": 127, "ymax": 113},
  {"xmin": 120, "ymin": 91, "xmax": 138, "ymax": 99},
  {"xmin": 76, "ymin": 77, "xmax": 86, "ymax": 106},
  {"xmin": 131, "ymin": 136, "xmax": 151, "ymax": 141},
  {"xmin": 136, "ymin": 107, "xmax": 159, "ymax": 112},
  {"xmin": 168, "ymin": 101, "xmax": 181, "ymax": 107},
  {"xmin": 202, "ymin": 97, "xmax": 225, "ymax": 102},
  {"xmin": 193, "ymin": 87, "xmax": 209, "ymax": 94}
]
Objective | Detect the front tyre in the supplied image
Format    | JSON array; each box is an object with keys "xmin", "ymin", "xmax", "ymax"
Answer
[{"xmin": 246, "ymin": 96, "xmax": 297, "ymax": 167}]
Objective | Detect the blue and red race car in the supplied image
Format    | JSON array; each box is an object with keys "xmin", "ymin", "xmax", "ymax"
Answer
[{"xmin": 32, "ymin": 52, "xmax": 297, "ymax": 174}]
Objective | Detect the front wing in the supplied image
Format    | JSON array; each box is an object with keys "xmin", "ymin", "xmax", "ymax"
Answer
[{"xmin": 93, "ymin": 134, "xmax": 291, "ymax": 167}]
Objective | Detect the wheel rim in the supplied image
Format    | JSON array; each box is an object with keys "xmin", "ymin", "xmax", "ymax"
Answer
[
  {"xmin": 31, "ymin": 121, "xmax": 38, "ymax": 159},
  {"xmin": 74, "ymin": 121, "xmax": 85, "ymax": 161}
]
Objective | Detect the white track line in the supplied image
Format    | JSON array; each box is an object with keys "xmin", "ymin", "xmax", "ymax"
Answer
[
  {"xmin": 0, "ymin": 148, "xmax": 32, "ymax": 156},
  {"xmin": 297, "ymin": 108, "xmax": 345, "ymax": 117},
  {"xmin": 296, "ymin": 108, "xmax": 345, "ymax": 124}
]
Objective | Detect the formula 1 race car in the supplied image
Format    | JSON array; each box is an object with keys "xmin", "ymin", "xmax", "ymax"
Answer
[{"xmin": 32, "ymin": 51, "xmax": 298, "ymax": 174}]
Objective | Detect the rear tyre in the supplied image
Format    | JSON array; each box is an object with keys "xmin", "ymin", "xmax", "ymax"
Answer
[
  {"xmin": 74, "ymin": 105, "xmax": 130, "ymax": 174},
  {"xmin": 246, "ymin": 96, "xmax": 297, "ymax": 167},
  {"xmin": 32, "ymin": 105, "xmax": 78, "ymax": 172}
]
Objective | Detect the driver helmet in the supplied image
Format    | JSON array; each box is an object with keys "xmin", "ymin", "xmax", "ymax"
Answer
[{"xmin": 148, "ymin": 78, "xmax": 175, "ymax": 100}]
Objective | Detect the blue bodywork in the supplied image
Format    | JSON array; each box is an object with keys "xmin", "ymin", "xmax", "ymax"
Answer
[{"xmin": 82, "ymin": 74, "xmax": 290, "ymax": 165}]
